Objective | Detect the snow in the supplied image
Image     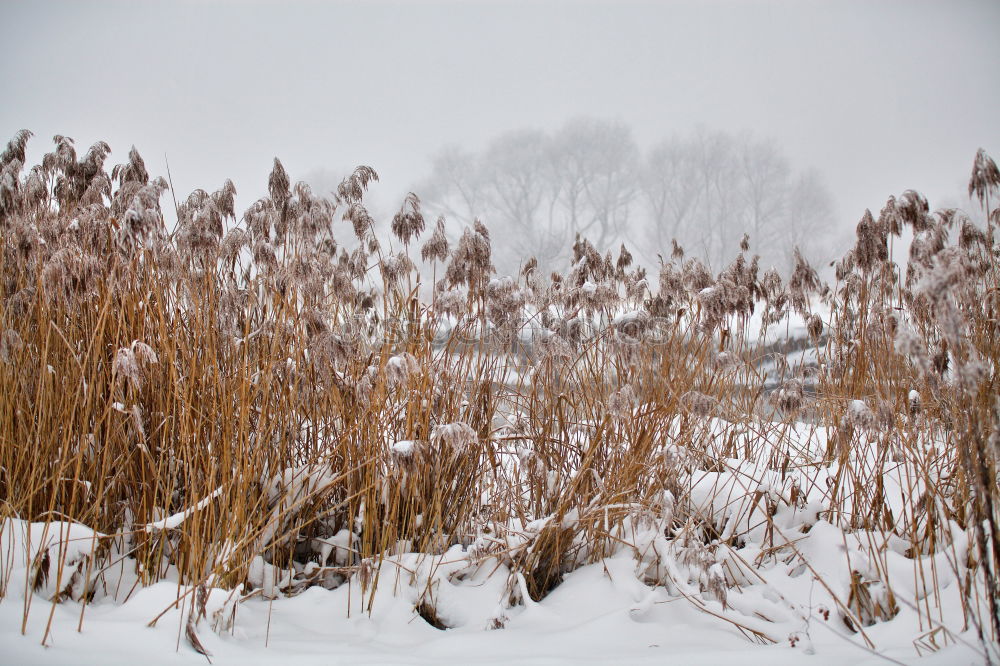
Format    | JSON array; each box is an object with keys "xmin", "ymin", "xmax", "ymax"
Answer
[
  {"xmin": 0, "ymin": 545, "xmax": 987, "ymax": 665},
  {"xmin": 391, "ymin": 440, "xmax": 418, "ymax": 457},
  {"xmin": 143, "ymin": 486, "xmax": 224, "ymax": 532},
  {"xmin": 1, "ymin": 416, "xmax": 995, "ymax": 664},
  {"xmin": 611, "ymin": 309, "xmax": 648, "ymax": 328}
]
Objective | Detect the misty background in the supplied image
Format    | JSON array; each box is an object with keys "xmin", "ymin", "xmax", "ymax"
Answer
[{"xmin": 2, "ymin": 0, "xmax": 998, "ymax": 276}]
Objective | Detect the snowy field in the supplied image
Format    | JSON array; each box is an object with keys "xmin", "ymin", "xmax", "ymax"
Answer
[
  {"xmin": 2, "ymin": 132, "xmax": 998, "ymax": 666},
  {"xmin": 2, "ymin": 414, "xmax": 993, "ymax": 665},
  {"xmin": 0, "ymin": 545, "xmax": 987, "ymax": 665}
]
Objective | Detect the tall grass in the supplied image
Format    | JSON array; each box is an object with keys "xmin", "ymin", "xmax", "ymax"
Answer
[{"xmin": 1, "ymin": 130, "xmax": 997, "ymax": 653}]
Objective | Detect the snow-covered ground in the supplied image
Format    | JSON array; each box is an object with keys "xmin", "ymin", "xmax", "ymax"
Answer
[
  {"xmin": 0, "ymin": 550, "xmax": 985, "ymax": 665},
  {"xmin": 2, "ymin": 413, "xmax": 993, "ymax": 665}
]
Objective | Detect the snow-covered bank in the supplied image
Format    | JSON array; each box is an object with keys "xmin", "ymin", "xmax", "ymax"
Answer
[
  {"xmin": 0, "ymin": 550, "xmax": 986, "ymax": 665},
  {"xmin": 2, "ymin": 413, "xmax": 994, "ymax": 665}
]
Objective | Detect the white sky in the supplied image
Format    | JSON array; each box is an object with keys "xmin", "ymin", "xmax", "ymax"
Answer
[{"xmin": 2, "ymin": 0, "xmax": 998, "ymax": 232}]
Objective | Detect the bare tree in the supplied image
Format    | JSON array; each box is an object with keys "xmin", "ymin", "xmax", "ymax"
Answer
[
  {"xmin": 421, "ymin": 120, "xmax": 835, "ymax": 276},
  {"xmin": 480, "ymin": 129, "xmax": 561, "ymax": 271},
  {"xmin": 550, "ymin": 118, "xmax": 639, "ymax": 251},
  {"xmin": 692, "ymin": 129, "xmax": 743, "ymax": 267},
  {"xmin": 779, "ymin": 168, "xmax": 836, "ymax": 267},
  {"xmin": 422, "ymin": 145, "xmax": 485, "ymax": 224},
  {"xmin": 640, "ymin": 129, "xmax": 834, "ymax": 272},
  {"xmin": 641, "ymin": 135, "xmax": 701, "ymax": 256},
  {"xmin": 423, "ymin": 120, "xmax": 639, "ymax": 273},
  {"xmin": 736, "ymin": 135, "xmax": 791, "ymax": 251}
]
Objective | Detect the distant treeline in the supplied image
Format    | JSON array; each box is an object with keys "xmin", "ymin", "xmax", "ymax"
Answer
[{"xmin": 419, "ymin": 118, "xmax": 836, "ymax": 274}]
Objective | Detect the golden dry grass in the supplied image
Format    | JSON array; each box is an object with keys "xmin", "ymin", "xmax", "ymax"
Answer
[{"xmin": 0, "ymin": 131, "xmax": 997, "ymax": 650}]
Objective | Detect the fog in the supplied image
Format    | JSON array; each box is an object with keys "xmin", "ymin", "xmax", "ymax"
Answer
[{"xmin": 2, "ymin": 0, "xmax": 998, "ymax": 271}]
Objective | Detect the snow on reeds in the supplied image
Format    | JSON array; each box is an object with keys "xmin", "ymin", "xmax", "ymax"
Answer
[{"xmin": 0, "ymin": 131, "xmax": 998, "ymax": 660}]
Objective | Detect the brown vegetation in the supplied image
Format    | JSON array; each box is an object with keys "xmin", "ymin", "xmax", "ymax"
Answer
[{"xmin": 0, "ymin": 131, "xmax": 997, "ymax": 651}]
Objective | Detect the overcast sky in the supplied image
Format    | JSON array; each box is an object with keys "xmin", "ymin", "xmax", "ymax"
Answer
[{"xmin": 2, "ymin": 0, "xmax": 998, "ymax": 242}]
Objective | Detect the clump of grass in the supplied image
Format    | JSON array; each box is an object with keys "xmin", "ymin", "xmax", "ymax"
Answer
[{"xmin": 1, "ymin": 131, "xmax": 997, "ymax": 656}]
